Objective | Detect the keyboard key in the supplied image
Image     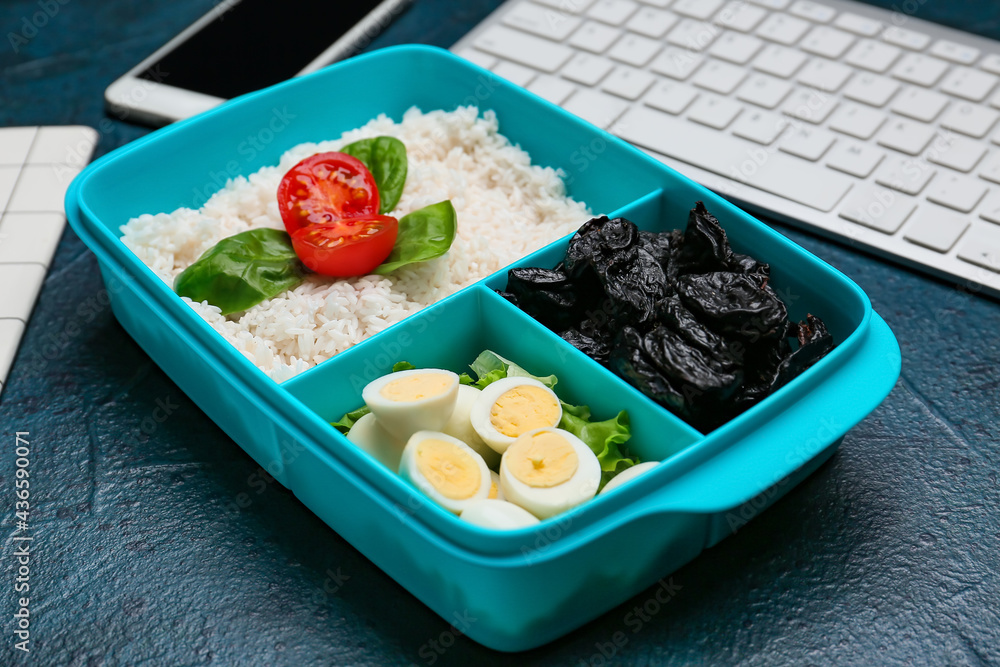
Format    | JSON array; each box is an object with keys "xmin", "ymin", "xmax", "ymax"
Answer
[
  {"xmin": 978, "ymin": 191, "xmax": 1000, "ymax": 223},
  {"xmin": 709, "ymin": 31, "xmax": 764, "ymax": 64},
  {"xmin": 978, "ymin": 152, "xmax": 1000, "ymax": 184},
  {"xmin": 890, "ymin": 87, "xmax": 949, "ymax": 122},
  {"xmin": 828, "ymin": 103, "xmax": 886, "ymax": 139},
  {"xmin": 561, "ymin": 52, "xmax": 615, "ymax": 85},
  {"xmin": 692, "ymin": 59, "xmax": 748, "ymax": 94},
  {"xmin": 826, "ymin": 140, "xmax": 885, "ymax": 177},
  {"xmin": 563, "ymin": 88, "xmax": 631, "ymax": 127},
  {"xmin": 534, "ymin": 0, "xmax": 597, "ymax": 13},
  {"xmin": 939, "ymin": 67, "xmax": 998, "ymax": 102},
  {"xmin": 24, "ymin": 126, "xmax": 96, "ymax": 167},
  {"xmin": 475, "ymin": 25, "xmax": 574, "ymax": 72},
  {"xmin": 587, "ymin": 0, "xmax": 640, "ymax": 26},
  {"xmin": 930, "ymin": 40, "xmax": 980, "ymax": 65},
  {"xmin": 892, "ymin": 53, "xmax": 950, "ymax": 87},
  {"xmin": 839, "ymin": 183, "xmax": 916, "ymax": 233},
  {"xmin": 636, "ymin": 0, "xmax": 670, "ymax": 6},
  {"xmin": 926, "ymin": 135, "xmax": 986, "ymax": 173},
  {"xmin": 876, "ymin": 118, "xmax": 935, "ymax": 155},
  {"xmin": 568, "ymin": 21, "xmax": 623, "ymax": 53},
  {"xmin": 842, "ymin": 72, "xmax": 900, "ymax": 107},
  {"xmin": 941, "ymin": 103, "xmax": 1000, "ymax": 138},
  {"xmin": 783, "ymin": 88, "xmax": 838, "ymax": 123},
  {"xmin": 493, "ymin": 61, "xmax": 538, "ymax": 86},
  {"xmin": 602, "ymin": 65, "xmax": 656, "ymax": 99},
  {"xmin": 7, "ymin": 165, "xmax": 80, "ymax": 213},
  {"xmin": 625, "ymin": 7, "xmax": 678, "ymax": 38},
  {"xmin": 957, "ymin": 224, "xmax": 1000, "ymax": 272},
  {"xmin": 749, "ymin": 0, "xmax": 791, "ymax": 9},
  {"xmin": 0, "ymin": 127, "xmax": 37, "ymax": 166},
  {"xmin": 844, "ymin": 39, "xmax": 901, "ymax": 73},
  {"xmin": 714, "ymin": 2, "xmax": 767, "ymax": 33},
  {"xmin": 503, "ymin": 2, "xmax": 583, "ymax": 41},
  {"xmin": 981, "ymin": 54, "xmax": 1000, "ymax": 75},
  {"xmin": 882, "ymin": 26, "xmax": 931, "ymax": 51},
  {"xmin": 0, "ymin": 212, "xmax": 66, "ymax": 266},
  {"xmin": 0, "ymin": 167, "xmax": 18, "ymax": 211},
  {"xmin": 526, "ymin": 75, "xmax": 577, "ymax": 104},
  {"xmin": 756, "ymin": 14, "xmax": 810, "ymax": 45},
  {"xmin": 797, "ymin": 58, "xmax": 853, "ymax": 91},
  {"xmin": 644, "ymin": 80, "xmax": 699, "ymax": 114},
  {"xmin": 672, "ymin": 0, "xmax": 725, "ymax": 20},
  {"xmin": 0, "ymin": 264, "xmax": 46, "ymax": 320},
  {"xmin": 789, "ymin": 1, "xmax": 836, "ymax": 23},
  {"xmin": 613, "ymin": 105, "xmax": 853, "ymax": 211},
  {"xmin": 752, "ymin": 44, "xmax": 808, "ymax": 78},
  {"xmin": 834, "ymin": 12, "xmax": 882, "ymax": 37},
  {"xmin": 731, "ymin": 109, "xmax": 788, "ymax": 144},
  {"xmin": 687, "ymin": 94, "xmax": 743, "ymax": 128},
  {"xmin": 667, "ymin": 19, "xmax": 720, "ymax": 51},
  {"xmin": 0, "ymin": 320, "xmax": 25, "ymax": 388},
  {"xmin": 903, "ymin": 205, "xmax": 970, "ymax": 252},
  {"xmin": 780, "ymin": 126, "xmax": 836, "ymax": 160},
  {"xmin": 875, "ymin": 156, "xmax": 936, "ymax": 195},
  {"xmin": 736, "ymin": 73, "xmax": 793, "ymax": 109},
  {"xmin": 650, "ymin": 46, "xmax": 704, "ymax": 80},
  {"xmin": 925, "ymin": 173, "xmax": 988, "ymax": 212},
  {"xmin": 800, "ymin": 27, "xmax": 855, "ymax": 59},
  {"xmin": 608, "ymin": 32, "xmax": 662, "ymax": 66},
  {"xmin": 455, "ymin": 48, "xmax": 498, "ymax": 70}
]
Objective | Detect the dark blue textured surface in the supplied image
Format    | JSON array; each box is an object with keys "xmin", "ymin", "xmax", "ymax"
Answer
[{"xmin": 1, "ymin": 1, "xmax": 999, "ymax": 664}]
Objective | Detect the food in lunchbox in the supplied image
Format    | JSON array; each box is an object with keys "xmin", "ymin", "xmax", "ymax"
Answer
[
  {"xmin": 333, "ymin": 350, "xmax": 644, "ymax": 526},
  {"xmin": 502, "ymin": 202, "xmax": 835, "ymax": 432},
  {"xmin": 470, "ymin": 377, "xmax": 563, "ymax": 455},
  {"xmin": 460, "ymin": 499, "xmax": 540, "ymax": 530}
]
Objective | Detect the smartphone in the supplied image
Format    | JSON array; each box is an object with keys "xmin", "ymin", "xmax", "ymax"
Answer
[{"xmin": 105, "ymin": 0, "xmax": 412, "ymax": 127}]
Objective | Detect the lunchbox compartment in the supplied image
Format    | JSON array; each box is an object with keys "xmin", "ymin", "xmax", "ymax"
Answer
[{"xmin": 281, "ymin": 284, "xmax": 705, "ymax": 528}]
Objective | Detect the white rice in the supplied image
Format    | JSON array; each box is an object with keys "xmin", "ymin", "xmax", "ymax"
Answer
[{"xmin": 121, "ymin": 106, "xmax": 590, "ymax": 382}]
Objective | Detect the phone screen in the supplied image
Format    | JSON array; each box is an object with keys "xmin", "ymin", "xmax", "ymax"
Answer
[{"xmin": 138, "ymin": 0, "xmax": 386, "ymax": 99}]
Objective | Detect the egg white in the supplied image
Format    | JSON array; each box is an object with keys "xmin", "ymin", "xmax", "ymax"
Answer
[
  {"xmin": 362, "ymin": 368, "xmax": 459, "ymax": 441},
  {"xmin": 460, "ymin": 499, "xmax": 540, "ymax": 530},
  {"xmin": 599, "ymin": 461, "xmax": 659, "ymax": 495},
  {"xmin": 398, "ymin": 430, "xmax": 491, "ymax": 514},
  {"xmin": 500, "ymin": 427, "xmax": 601, "ymax": 520},
  {"xmin": 470, "ymin": 377, "xmax": 563, "ymax": 455},
  {"xmin": 442, "ymin": 384, "xmax": 500, "ymax": 470},
  {"xmin": 345, "ymin": 413, "xmax": 406, "ymax": 470},
  {"xmin": 488, "ymin": 470, "xmax": 505, "ymax": 501}
]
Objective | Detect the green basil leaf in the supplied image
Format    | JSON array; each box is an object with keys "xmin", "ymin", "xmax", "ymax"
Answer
[
  {"xmin": 173, "ymin": 228, "xmax": 306, "ymax": 315},
  {"xmin": 340, "ymin": 136, "xmax": 408, "ymax": 214},
  {"xmin": 392, "ymin": 361, "xmax": 416, "ymax": 372},
  {"xmin": 373, "ymin": 200, "xmax": 457, "ymax": 275}
]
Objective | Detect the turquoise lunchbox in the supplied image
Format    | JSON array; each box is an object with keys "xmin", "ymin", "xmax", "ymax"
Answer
[{"xmin": 65, "ymin": 45, "xmax": 900, "ymax": 652}]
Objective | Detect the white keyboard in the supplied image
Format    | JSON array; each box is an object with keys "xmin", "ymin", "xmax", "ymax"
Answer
[
  {"xmin": 0, "ymin": 126, "xmax": 98, "ymax": 394},
  {"xmin": 452, "ymin": 0, "xmax": 1000, "ymax": 298}
]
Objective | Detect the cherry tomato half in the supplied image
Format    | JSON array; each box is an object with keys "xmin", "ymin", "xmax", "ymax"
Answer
[
  {"xmin": 277, "ymin": 152, "xmax": 380, "ymax": 234},
  {"xmin": 290, "ymin": 215, "xmax": 399, "ymax": 278}
]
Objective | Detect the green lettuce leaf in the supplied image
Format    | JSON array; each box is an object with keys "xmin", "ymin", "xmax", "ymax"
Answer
[
  {"xmin": 467, "ymin": 350, "xmax": 556, "ymax": 389},
  {"xmin": 558, "ymin": 402, "xmax": 638, "ymax": 490}
]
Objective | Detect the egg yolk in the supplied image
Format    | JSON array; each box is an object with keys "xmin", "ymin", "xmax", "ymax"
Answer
[
  {"xmin": 415, "ymin": 438, "xmax": 481, "ymax": 500},
  {"xmin": 490, "ymin": 385, "xmax": 560, "ymax": 437},
  {"xmin": 489, "ymin": 479, "xmax": 499, "ymax": 499},
  {"xmin": 506, "ymin": 431, "xmax": 579, "ymax": 488},
  {"xmin": 380, "ymin": 373, "xmax": 451, "ymax": 402}
]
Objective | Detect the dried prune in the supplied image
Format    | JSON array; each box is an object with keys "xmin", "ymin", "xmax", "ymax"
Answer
[
  {"xmin": 506, "ymin": 267, "xmax": 580, "ymax": 330},
  {"xmin": 771, "ymin": 314, "xmax": 834, "ymax": 390},
  {"xmin": 561, "ymin": 328, "xmax": 612, "ymax": 365},
  {"xmin": 676, "ymin": 272, "xmax": 789, "ymax": 341},
  {"xmin": 612, "ymin": 324, "xmax": 743, "ymax": 431}
]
